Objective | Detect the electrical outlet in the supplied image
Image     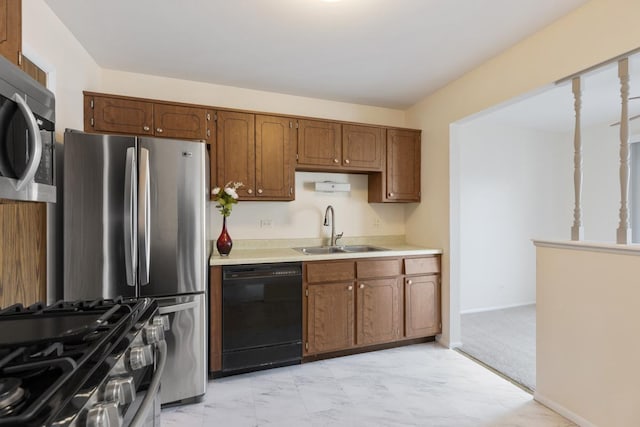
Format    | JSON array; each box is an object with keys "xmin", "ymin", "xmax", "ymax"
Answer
[{"xmin": 260, "ymin": 219, "xmax": 273, "ymax": 229}]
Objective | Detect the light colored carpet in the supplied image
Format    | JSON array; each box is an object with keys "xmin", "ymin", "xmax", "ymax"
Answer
[{"xmin": 459, "ymin": 304, "xmax": 536, "ymax": 391}]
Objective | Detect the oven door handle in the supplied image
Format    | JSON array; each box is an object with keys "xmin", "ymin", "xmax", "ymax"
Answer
[
  {"xmin": 129, "ymin": 340, "xmax": 167, "ymax": 427},
  {"xmin": 159, "ymin": 300, "xmax": 198, "ymax": 315},
  {"xmin": 12, "ymin": 93, "xmax": 42, "ymax": 191}
]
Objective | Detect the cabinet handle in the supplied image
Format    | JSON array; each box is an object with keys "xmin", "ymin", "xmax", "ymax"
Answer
[
  {"xmin": 407, "ymin": 279, "xmax": 412, "ymax": 285},
  {"xmin": 347, "ymin": 285, "xmax": 353, "ymax": 291},
  {"xmin": 388, "ymin": 192, "xmax": 394, "ymax": 197},
  {"xmin": 143, "ymin": 126, "xmax": 150, "ymax": 132},
  {"xmin": 257, "ymin": 189, "xmax": 263, "ymax": 194},
  {"xmin": 156, "ymin": 128, "xmax": 163, "ymax": 133},
  {"xmin": 359, "ymin": 283, "xmax": 364, "ymax": 289},
  {"xmin": 247, "ymin": 189, "xmax": 253, "ymax": 194},
  {"xmin": 345, "ymin": 159, "xmax": 350, "ymax": 164},
  {"xmin": 333, "ymin": 158, "xmax": 339, "ymax": 163},
  {"xmin": 207, "ymin": 129, "xmax": 210, "ymax": 137}
]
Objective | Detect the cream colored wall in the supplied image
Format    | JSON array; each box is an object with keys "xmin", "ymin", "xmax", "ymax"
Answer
[
  {"xmin": 406, "ymin": 0, "xmax": 640, "ymax": 347},
  {"xmin": 535, "ymin": 243, "xmax": 640, "ymax": 427},
  {"xmin": 99, "ymin": 69, "xmax": 406, "ymax": 127},
  {"xmin": 23, "ymin": 0, "xmax": 102, "ymax": 141}
]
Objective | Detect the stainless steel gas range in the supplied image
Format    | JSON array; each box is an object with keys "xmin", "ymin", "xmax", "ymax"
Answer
[{"xmin": 0, "ymin": 297, "xmax": 167, "ymax": 427}]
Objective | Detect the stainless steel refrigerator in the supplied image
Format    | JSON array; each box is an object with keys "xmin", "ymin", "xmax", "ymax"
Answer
[{"xmin": 62, "ymin": 129, "xmax": 208, "ymax": 406}]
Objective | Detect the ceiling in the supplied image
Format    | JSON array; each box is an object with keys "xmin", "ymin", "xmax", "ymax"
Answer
[{"xmin": 44, "ymin": 0, "xmax": 587, "ymax": 109}]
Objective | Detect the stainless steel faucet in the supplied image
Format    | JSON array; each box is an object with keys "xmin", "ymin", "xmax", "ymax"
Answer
[{"xmin": 323, "ymin": 205, "xmax": 343, "ymax": 246}]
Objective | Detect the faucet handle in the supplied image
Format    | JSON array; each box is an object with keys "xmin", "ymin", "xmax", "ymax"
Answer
[{"xmin": 335, "ymin": 232, "xmax": 344, "ymax": 245}]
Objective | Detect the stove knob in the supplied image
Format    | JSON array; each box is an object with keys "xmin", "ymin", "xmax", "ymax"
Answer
[
  {"xmin": 104, "ymin": 376, "xmax": 136, "ymax": 406},
  {"xmin": 128, "ymin": 345, "xmax": 153, "ymax": 370},
  {"xmin": 143, "ymin": 324, "xmax": 165, "ymax": 345},
  {"xmin": 86, "ymin": 401, "xmax": 122, "ymax": 427},
  {"xmin": 153, "ymin": 315, "xmax": 170, "ymax": 331}
]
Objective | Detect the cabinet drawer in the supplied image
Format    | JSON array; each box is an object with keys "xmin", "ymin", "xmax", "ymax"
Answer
[
  {"xmin": 306, "ymin": 261, "xmax": 355, "ymax": 283},
  {"xmin": 404, "ymin": 256, "xmax": 440, "ymax": 275},
  {"xmin": 356, "ymin": 258, "xmax": 402, "ymax": 279}
]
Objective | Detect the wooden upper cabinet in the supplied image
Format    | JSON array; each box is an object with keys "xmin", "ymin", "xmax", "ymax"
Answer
[
  {"xmin": 216, "ymin": 110, "xmax": 255, "ymax": 199},
  {"xmin": 0, "ymin": 0, "xmax": 21, "ymax": 66},
  {"xmin": 254, "ymin": 115, "xmax": 295, "ymax": 200},
  {"xmin": 342, "ymin": 124, "xmax": 384, "ymax": 171},
  {"xmin": 86, "ymin": 95, "xmax": 154, "ymax": 135},
  {"xmin": 154, "ymin": 104, "xmax": 208, "ymax": 140},
  {"xmin": 297, "ymin": 119, "xmax": 342, "ymax": 169},
  {"xmin": 385, "ymin": 129, "xmax": 420, "ymax": 202},
  {"xmin": 297, "ymin": 121, "xmax": 384, "ymax": 172}
]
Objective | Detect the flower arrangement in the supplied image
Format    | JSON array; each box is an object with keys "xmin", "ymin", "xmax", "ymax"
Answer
[{"xmin": 212, "ymin": 181, "xmax": 243, "ymax": 217}]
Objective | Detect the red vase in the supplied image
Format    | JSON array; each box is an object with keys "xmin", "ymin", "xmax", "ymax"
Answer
[{"xmin": 216, "ymin": 216, "xmax": 233, "ymax": 256}]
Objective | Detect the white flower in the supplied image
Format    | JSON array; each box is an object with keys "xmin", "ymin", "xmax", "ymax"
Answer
[
  {"xmin": 225, "ymin": 188, "xmax": 239, "ymax": 199},
  {"xmin": 212, "ymin": 187, "xmax": 221, "ymax": 195}
]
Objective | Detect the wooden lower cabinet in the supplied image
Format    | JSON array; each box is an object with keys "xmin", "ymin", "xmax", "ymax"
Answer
[
  {"xmin": 356, "ymin": 277, "xmax": 401, "ymax": 345},
  {"xmin": 306, "ymin": 281, "xmax": 354, "ymax": 354},
  {"xmin": 404, "ymin": 275, "xmax": 441, "ymax": 338}
]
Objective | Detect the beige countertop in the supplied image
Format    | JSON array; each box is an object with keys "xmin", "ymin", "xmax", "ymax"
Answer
[{"xmin": 209, "ymin": 236, "xmax": 442, "ymax": 266}]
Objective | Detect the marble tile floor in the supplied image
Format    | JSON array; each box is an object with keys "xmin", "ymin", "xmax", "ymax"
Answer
[{"xmin": 161, "ymin": 342, "xmax": 575, "ymax": 427}]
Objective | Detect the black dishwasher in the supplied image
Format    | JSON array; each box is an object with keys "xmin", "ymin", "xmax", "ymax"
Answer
[{"xmin": 222, "ymin": 262, "xmax": 302, "ymax": 374}]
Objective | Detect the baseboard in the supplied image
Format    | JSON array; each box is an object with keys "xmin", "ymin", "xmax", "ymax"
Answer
[
  {"xmin": 534, "ymin": 391, "xmax": 597, "ymax": 427},
  {"xmin": 461, "ymin": 301, "xmax": 536, "ymax": 314}
]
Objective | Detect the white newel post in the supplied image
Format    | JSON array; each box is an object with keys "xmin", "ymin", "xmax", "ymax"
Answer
[
  {"xmin": 617, "ymin": 58, "xmax": 632, "ymax": 244},
  {"xmin": 571, "ymin": 77, "xmax": 584, "ymax": 241}
]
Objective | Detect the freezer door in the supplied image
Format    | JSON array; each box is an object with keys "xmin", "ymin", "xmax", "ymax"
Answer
[
  {"xmin": 156, "ymin": 294, "xmax": 207, "ymax": 405},
  {"xmin": 63, "ymin": 130, "xmax": 137, "ymax": 300},
  {"xmin": 138, "ymin": 138, "xmax": 207, "ymax": 297}
]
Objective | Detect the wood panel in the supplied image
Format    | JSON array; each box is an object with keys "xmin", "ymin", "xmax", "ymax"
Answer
[
  {"xmin": 89, "ymin": 95, "xmax": 154, "ymax": 135},
  {"xmin": 342, "ymin": 124, "xmax": 384, "ymax": 171},
  {"xmin": 0, "ymin": 0, "xmax": 21, "ymax": 66},
  {"xmin": 154, "ymin": 104, "xmax": 207, "ymax": 140},
  {"xmin": 209, "ymin": 266, "xmax": 222, "ymax": 372},
  {"xmin": 216, "ymin": 111, "xmax": 255, "ymax": 198},
  {"xmin": 306, "ymin": 282, "xmax": 354, "ymax": 354},
  {"xmin": 356, "ymin": 277, "xmax": 401, "ymax": 345},
  {"xmin": 0, "ymin": 202, "xmax": 46, "ymax": 308},
  {"xmin": 21, "ymin": 55, "xmax": 46, "ymax": 86},
  {"xmin": 305, "ymin": 260, "xmax": 354, "ymax": 284},
  {"xmin": 255, "ymin": 114, "xmax": 295, "ymax": 200},
  {"xmin": 356, "ymin": 258, "xmax": 401, "ymax": 279},
  {"xmin": 404, "ymin": 275, "xmax": 441, "ymax": 338},
  {"xmin": 404, "ymin": 256, "xmax": 440, "ymax": 275},
  {"xmin": 297, "ymin": 119, "xmax": 341, "ymax": 169}
]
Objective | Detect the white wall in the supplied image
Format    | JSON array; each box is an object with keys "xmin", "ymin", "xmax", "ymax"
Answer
[
  {"xmin": 456, "ymin": 122, "xmax": 570, "ymax": 312},
  {"xmin": 23, "ymin": 0, "xmax": 102, "ymax": 140}
]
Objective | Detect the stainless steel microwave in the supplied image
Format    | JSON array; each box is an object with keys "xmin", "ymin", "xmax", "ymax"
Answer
[{"xmin": 0, "ymin": 54, "xmax": 55, "ymax": 203}]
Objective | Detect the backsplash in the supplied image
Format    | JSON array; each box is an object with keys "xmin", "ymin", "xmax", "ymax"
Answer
[{"xmin": 207, "ymin": 171, "xmax": 406, "ymax": 241}]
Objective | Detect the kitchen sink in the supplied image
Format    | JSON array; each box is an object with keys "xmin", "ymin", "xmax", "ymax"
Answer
[{"xmin": 294, "ymin": 245, "xmax": 389, "ymax": 255}]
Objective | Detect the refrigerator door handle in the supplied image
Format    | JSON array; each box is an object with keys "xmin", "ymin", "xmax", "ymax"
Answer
[
  {"xmin": 138, "ymin": 147, "xmax": 151, "ymax": 286},
  {"xmin": 124, "ymin": 147, "xmax": 138, "ymax": 287}
]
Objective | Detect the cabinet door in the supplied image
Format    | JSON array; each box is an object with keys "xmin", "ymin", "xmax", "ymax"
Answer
[
  {"xmin": 0, "ymin": 202, "xmax": 46, "ymax": 308},
  {"xmin": 356, "ymin": 278, "xmax": 401, "ymax": 346},
  {"xmin": 306, "ymin": 282, "xmax": 354, "ymax": 355},
  {"xmin": 386, "ymin": 129, "xmax": 420, "ymax": 201},
  {"xmin": 405, "ymin": 275, "xmax": 441, "ymax": 338},
  {"xmin": 342, "ymin": 124, "xmax": 384, "ymax": 171},
  {"xmin": 0, "ymin": 0, "xmax": 21, "ymax": 66},
  {"xmin": 216, "ymin": 111, "xmax": 255, "ymax": 198},
  {"xmin": 88, "ymin": 95, "xmax": 154, "ymax": 135},
  {"xmin": 255, "ymin": 115, "xmax": 295, "ymax": 200},
  {"xmin": 297, "ymin": 119, "xmax": 341, "ymax": 169},
  {"xmin": 154, "ymin": 104, "xmax": 207, "ymax": 140}
]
